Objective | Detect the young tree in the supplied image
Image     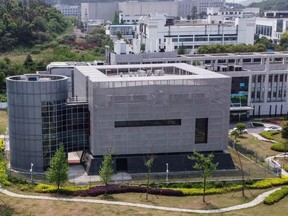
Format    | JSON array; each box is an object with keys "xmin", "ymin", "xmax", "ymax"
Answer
[
  {"xmin": 188, "ymin": 151, "xmax": 218, "ymax": 202},
  {"xmin": 46, "ymin": 145, "xmax": 68, "ymax": 192},
  {"xmin": 191, "ymin": 6, "xmax": 197, "ymax": 20},
  {"xmin": 144, "ymin": 156, "xmax": 154, "ymax": 200},
  {"xmin": 112, "ymin": 11, "xmax": 120, "ymax": 24},
  {"xmin": 230, "ymin": 129, "xmax": 240, "ymax": 149},
  {"xmin": 99, "ymin": 152, "xmax": 114, "ymax": 194},
  {"xmin": 281, "ymin": 121, "xmax": 288, "ymax": 158},
  {"xmin": 236, "ymin": 123, "xmax": 246, "ymax": 136},
  {"xmin": 178, "ymin": 42, "xmax": 188, "ymax": 54},
  {"xmin": 116, "ymin": 30, "xmax": 122, "ymax": 40}
]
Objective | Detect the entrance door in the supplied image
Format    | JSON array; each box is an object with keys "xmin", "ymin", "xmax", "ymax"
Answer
[{"xmin": 116, "ymin": 158, "xmax": 128, "ymax": 172}]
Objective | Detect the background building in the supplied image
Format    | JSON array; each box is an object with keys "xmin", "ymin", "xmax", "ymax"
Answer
[
  {"xmin": 256, "ymin": 17, "xmax": 288, "ymax": 43},
  {"xmin": 109, "ymin": 51, "xmax": 288, "ymax": 120},
  {"xmin": 136, "ymin": 14, "xmax": 255, "ymax": 53},
  {"xmin": 80, "ymin": 0, "xmax": 226, "ymax": 23},
  {"xmin": 54, "ymin": 4, "xmax": 80, "ymax": 17}
]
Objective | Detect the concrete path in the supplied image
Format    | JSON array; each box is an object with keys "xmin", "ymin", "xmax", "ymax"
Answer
[
  {"xmin": 250, "ymin": 133, "xmax": 276, "ymax": 143},
  {"xmin": 265, "ymin": 153, "xmax": 288, "ymax": 177},
  {"xmin": 0, "ymin": 187, "xmax": 281, "ymax": 214}
]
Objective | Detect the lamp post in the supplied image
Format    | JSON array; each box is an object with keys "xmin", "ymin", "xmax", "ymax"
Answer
[
  {"xmin": 166, "ymin": 163, "xmax": 169, "ymax": 183},
  {"xmin": 30, "ymin": 163, "xmax": 34, "ymax": 184}
]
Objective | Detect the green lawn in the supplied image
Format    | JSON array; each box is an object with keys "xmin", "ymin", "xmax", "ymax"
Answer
[
  {"xmin": 0, "ymin": 189, "xmax": 287, "ymax": 216},
  {"xmin": 0, "ymin": 110, "xmax": 8, "ymax": 134}
]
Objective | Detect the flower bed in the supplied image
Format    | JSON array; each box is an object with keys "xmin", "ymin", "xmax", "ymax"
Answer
[{"xmin": 73, "ymin": 184, "xmax": 184, "ymax": 197}]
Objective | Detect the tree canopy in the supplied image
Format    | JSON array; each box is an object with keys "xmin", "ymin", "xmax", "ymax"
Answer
[
  {"xmin": 0, "ymin": 0, "xmax": 69, "ymax": 52},
  {"xmin": 197, "ymin": 43, "xmax": 267, "ymax": 54},
  {"xmin": 249, "ymin": 0, "xmax": 288, "ymax": 12},
  {"xmin": 280, "ymin": 31, "xmax": 288, "ymax": 51}
]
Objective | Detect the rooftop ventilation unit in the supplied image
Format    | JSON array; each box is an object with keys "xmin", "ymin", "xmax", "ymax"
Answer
[
  {"xmin": 154, "ymin": 69, "xmax": 165, "ymax": 76},
  {"xmin": 137, "ymin": 70, "xmax": 146, "ymax": 77}
]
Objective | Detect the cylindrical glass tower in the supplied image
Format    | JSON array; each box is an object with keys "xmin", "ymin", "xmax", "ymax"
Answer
[{"xmin": 6, "ymin": 74, "xmax": 68, "ymax": 172}]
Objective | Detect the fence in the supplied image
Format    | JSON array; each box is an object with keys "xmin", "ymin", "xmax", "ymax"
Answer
[{"xmin": 228, "ymin": 138, "xmax": 281, "ymax": 177}]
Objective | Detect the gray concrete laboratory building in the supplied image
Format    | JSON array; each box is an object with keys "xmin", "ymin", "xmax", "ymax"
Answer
[{"xmin": 6, "ymin": 64, "xmax": 234, "ymax": 174}]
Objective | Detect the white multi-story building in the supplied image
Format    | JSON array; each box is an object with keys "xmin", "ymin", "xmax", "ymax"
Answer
[
  {"xmin": 256, "ymin": 17, "xmax": 288, "ymax": 43},
  {"xmin": 54, "ymin": 4, "xmax": 80, "ymax": 17},
  {"xmin": 265, "ymin": 11, "xmax": 288, "ymax": 18},
  {"xmin": 207, "ymin": 7, "xmax": 259, "ymax": 20},
  {"xmin": 137, "ymin": 14, "xmax": 255, "ymax": 53},
  {"xmin": 108, "ymin": 25, "xmax": 136, "ymax": 41},
  {"xmin": 119, "ymin": 13, "xmax": 142, "ymax": 25}
]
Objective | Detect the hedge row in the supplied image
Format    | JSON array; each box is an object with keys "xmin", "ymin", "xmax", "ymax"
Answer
[
  {"xmin": 264, "ymin": 187, "xmax": 288, "ymax": 205},
  {"xmin": 73, "ymin": 184, "xmax": 184, "ymax": 197},
  {"xmin": 249, "ymin": 177, "xmax": 288, "ymax": 189},
  {"xmin": 34, "ymin": 184, "xmax": 90, "ymax": 194},
  {"xmin": 151, "ymin": 181, "xmax": 234, "ymax": 189},
  {"xmin": 172, "ymin": 185, "xmax": 242, "ymax": 196}
]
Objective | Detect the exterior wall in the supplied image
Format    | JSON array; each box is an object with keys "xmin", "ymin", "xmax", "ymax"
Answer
[
  {"xmin": 85, "ymin": 151, "xmax": 235, "ymax": 174},
  {"xmin": 177, "ymin": 0, "xmax": 224, "ymax": 17},
  {"xmin": 237, "ymin": 18, "xmax": 256, "ymax": 45},
  {"xmin": 81, "ymin": 1, "xmax": 225, "ymax": 22},
  {"xmin": 54, "ymin": 5, "xmax": 80, "ymax": 17},
  {"xmin": 6, "ymin": 75, "xmax": 68, "ymax": 172},
  {"xmin": 110, "ymin": 52, "xmax": 178, "ymax": 65},
  {"xmin": 87, "ymin": 76, "xmax": 230, "ymax": 157},
  {"xmin": 118, "ymin": 1, "xmax": 178, "ymax": 17},
  {"xmin": 81, "ymin": 2, "xmax": 118, "ymax": 22}
]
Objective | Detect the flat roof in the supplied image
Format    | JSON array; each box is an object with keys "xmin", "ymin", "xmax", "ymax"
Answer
[{"xmin": 75, "ymin": 63, "xmax": 229, "ymax": 83}]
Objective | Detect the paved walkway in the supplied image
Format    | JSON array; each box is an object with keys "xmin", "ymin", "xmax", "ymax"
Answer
[
  {"xmin": 265, "ymin": 153, "xmax": 288, "ymax": 177},
  {"xmin": 0, "ymin": 187, "xmax": 281, "ymax": 214},
  {"xmin": 250, "ymin": 133, "xmax": 276, "ymax": 143}
]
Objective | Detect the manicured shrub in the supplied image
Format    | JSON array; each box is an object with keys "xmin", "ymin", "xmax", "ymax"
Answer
[
  {"xmin": 264, "ymin": 187, "xmax": 288, "ymax": 205},
  {"xmin": 0, "ymin": 138, "xmax": 4, "ymax": 153},
  {"xmin": 34, "ymin": 183, "xmax": 90, "ymax": 194},
  {"xmin": 19, "ymin": 184, "xmax": 34, "ymax": 191},
  {"xmin": 34, "ymin": 184, "xmax": 57, "ymax": 193},
  {"xmin": 271, "ymin": 142, "xmax": 287, "ymax": 152},
  {"xmin": 260, "ymin": 131, "xmax": 277, "ymax": 140},
  {"xmin": 173, "ymin": 185, "xmax": 242, "ymax": 196},
  {"xmin": 249, "ymin": 177, "xmax": 288, "ymax": 189}
]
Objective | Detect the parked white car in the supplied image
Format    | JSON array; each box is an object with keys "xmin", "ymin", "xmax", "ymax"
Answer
[
  {"xmin": 264, "ymin": 126, "xmax": 282, "ymax": 132},
  {"xmin": 231, "ymin": 127, "xmax": 248, "ymax": 134}
]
